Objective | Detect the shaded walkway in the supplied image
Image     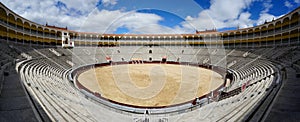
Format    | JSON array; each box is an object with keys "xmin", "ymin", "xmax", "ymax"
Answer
[
  {"xmin": 0, "ymin": 69, "xmax": 39, "ymax": 122},
  {"xmin": 264, "ymin": 67, "xmax": 300, "ymax": 122}
]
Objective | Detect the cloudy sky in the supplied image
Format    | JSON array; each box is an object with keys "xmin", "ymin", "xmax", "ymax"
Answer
[{"xmin": 1, "ymin": 0, "xmax": 300, "ymax": 34}]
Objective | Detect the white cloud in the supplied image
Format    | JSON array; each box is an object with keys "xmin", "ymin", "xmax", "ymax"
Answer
[
  {"xmin": 1, "ymin": 0, "xmax": 96, "ymax": 29},
  {"xmin": 182, "ymin": 10, "xmax": 218, "ymax": 31},
  {"xmin": 295, "ymin": 0, "xmax": 300, "ymax": 4},
  {"xmin": 102, "ymin": 0, "xmax": 118, "ymax": 6},
  {"xmin": 255, "ymin": 0, "xmax": 286, "ymax": 26},
  {"xmin": 81, "ymin": 10, "xmax": 192, "ymax": 34},
  {"xmin": 1, "ymin": 0, "xmax": 121, "ymax": 31},
  {"xmin": 237, "ymin": 12, "xmax": 254, "ymax": 28},
  {"xmin": 208, "ymin": 0, "xmax": 251, "ymax": 21},
  {"xmin": 256, "ymin": 13, "xmax": 283, "ymax": 25},
  {"xmin": 59, "ymin": 0, "xmax": 99, "ymax": 14},
  {"xmin": 112, "ymin": 13, "xmax": 167, "ymax": 34},
  {"xmin": 285, "ymin": 1, "xmax": 293, "ymax": 8},
  {"xmin": 80, "ymin": 9, "xmax": 124, "ymax": 33},
  {"xmin": 79, "ymin": 9, "xmax": 165, "ymax": 33},
  {"xmin": 181, "ymin": 0, "xmax": 258, "ymax": 31},
  {"xmin": 261, "ymin": 0, "xmax": 273, "ymax": 13}
]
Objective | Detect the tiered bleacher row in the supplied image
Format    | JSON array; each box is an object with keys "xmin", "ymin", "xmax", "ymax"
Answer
[
  {"xmin": 17, "ymin": 58, "xmax": 96, "ymax": 121},
  {"xmin": 3, "ymin": 44, "xmax": 284, "ymax": 121}
]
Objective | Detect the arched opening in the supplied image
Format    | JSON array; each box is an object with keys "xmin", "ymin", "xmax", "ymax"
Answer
[
  {"xmin": 282, "ymin": 17, "xmax": 290, "ymax": 30},
  {"xmin": 261, "ymin": 26, "xmax": 267, "ymax": 36},
  {"xmin": 0, "ymin": 7, "xmax": 7, "ymax": 23},
  {"xmin": 44, "ymin": 28, "xmax": 50, "ymax": 45},
  {"xmin": 254, "ymin": 28, "xmax": 261, "ymax": 47},
  {"xmin": 0, "ymin": 24, "xmax": 7, "ymax": 39},
  {"xmin": 16, "ymin": 32, "xmax": 23, "ymax": 43},
  {"xmin": 7, "ymin": 29, "xmax": 16, "ymax": 40},
  {"xmin": 37, "ymin": 26, "xmax": 43, "ymax": 45},
  {"xmin": 267, "ymin": 24, "xmax": 274, "ymax": 35},
  {"xmin": 247, "ymin": 29, "xmax": 254, "ymax": 48},
  {"xmin": 290, "ymin": 12, "xmax": 299, "ymax": 27},
  {"xmin": 50, "ymin": 30, "xmax": 56, "ymax": 45},
  {"xmin": 235, "ymin": 32, "xmax": 241, "ymax": 48},
  {"xmin": 24, "ymin": 22, "xmax": 30, "ymax": 33},
  {"xmin": 8, "ymin": 14, "xmax": 15, "ymax": 27},
  {"xmin": 31, "ymin": 24, "xmax": 37, "ymax": 44},
  {"xmin": 290, "ymin": 29, "xmax": 299, "ymax": 45},
  {"xmin": 56, "ymin": 31, "xmax": 63, "ymax": 45},
  {"xmin": 16, "ymin": 18, "xmax": 23, "ymax": 30},
  {"xmin": 241, "ymin": 31, "xmax": 247, "ymax": 47},
  {"xmin": 266, "ymin": 24, "xmax": 275, "ymax": 45},
  {"xmin": 222, "ymin": 33, "xmax": 228, "ymax": 40},
  {"xmin": 275, "ymin": 21, "xmax": 282, "ymax": 33},
  {"xmin": 282, "ymin": 32, "xmax": 289, "ymax": 44}
]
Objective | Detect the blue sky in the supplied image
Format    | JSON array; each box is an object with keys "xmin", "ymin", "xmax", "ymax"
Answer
[{"xmin": 2, "ymin": 0, "xmax": 300, "ymax": 34}]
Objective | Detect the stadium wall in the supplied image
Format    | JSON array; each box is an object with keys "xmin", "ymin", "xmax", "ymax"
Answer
[{"xmin": 0, "ymin": 2, "xmax": 299, "ymax": 47}]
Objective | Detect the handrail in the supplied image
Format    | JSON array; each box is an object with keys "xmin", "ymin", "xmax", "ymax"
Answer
[{"xmin": 69, "ymin": 61, "xmax": 226, "ymax": 115}]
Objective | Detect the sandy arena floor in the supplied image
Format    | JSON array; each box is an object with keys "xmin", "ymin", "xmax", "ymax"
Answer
[{"xmin": 78, "ymin": 64, "xmax": 224, "ymax": 107}]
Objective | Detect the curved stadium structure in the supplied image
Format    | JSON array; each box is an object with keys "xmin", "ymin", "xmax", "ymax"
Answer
[{"xmin": 0, "ymin": 2, "xmax": 300, "ymax": 122}]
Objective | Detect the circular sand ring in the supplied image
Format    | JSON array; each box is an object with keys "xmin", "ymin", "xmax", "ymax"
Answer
[{"xmin": 71, "ymin": 61, "xmax": 225, "ymax": 114}]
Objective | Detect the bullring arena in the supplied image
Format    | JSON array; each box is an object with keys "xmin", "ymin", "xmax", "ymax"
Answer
[
  {"xmin": 1, "ymin": 2, "xmax": 300, "ymax": 122},
  {"xmin": 77, "ymin": 63, "xmax": 224, "ymax": 107}
]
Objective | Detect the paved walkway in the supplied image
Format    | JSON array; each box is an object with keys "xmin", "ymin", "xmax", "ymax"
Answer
[
  {"xmin": 0, "ymin": 69, "xmax": 38, "ymax": 122},
  {"xmin": 265, "ymin": 67, "xmax": 300, "ymax": 122}
]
